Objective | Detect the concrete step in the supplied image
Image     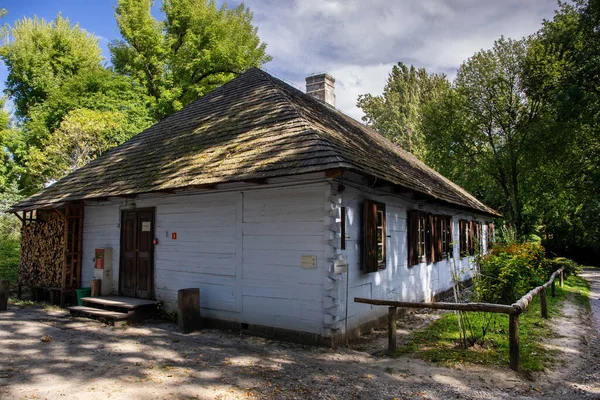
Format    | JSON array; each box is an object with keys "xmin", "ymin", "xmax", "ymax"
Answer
[{"xmin": 68, "ymin": 305, "xmax": 130, "ymax": 327}]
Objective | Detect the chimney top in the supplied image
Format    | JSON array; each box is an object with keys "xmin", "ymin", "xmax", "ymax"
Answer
[{"xmin": 305, "ymin": 73, "xmax": 335, "ymax": 107}]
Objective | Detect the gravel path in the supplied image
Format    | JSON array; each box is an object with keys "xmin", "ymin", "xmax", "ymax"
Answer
[
  {"xmin": 582, "ymin": 268, "xmax": 600, "ymax": 335},
  {"xmin": 0, "ymin": 273, "xmax": 599, "ymax": 400}
]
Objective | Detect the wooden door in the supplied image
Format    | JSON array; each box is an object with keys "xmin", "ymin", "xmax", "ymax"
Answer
[{"xmin": 120, "ymin": 208, "xmax": 155, "ymax": 299}]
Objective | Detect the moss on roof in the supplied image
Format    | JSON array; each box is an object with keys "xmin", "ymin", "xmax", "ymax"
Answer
[{"xmin": 11, "ymin": 68, "xmax": 499, "ymax": 217}]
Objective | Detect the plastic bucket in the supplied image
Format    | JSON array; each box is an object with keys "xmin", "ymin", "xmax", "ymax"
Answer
[{"xmin": 76, "ymin": 287, "xmax": 92, "ymax": 306}]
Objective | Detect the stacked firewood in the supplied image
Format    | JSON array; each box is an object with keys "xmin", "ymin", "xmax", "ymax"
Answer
[{"xmin": 19, "ymin": 213, "xmax": 65, "ymax": 287}]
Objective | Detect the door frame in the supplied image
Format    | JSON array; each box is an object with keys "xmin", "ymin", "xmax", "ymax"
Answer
[{"xmin": 119, "ymin": 207, "xmax": 156, "ymax": 299}]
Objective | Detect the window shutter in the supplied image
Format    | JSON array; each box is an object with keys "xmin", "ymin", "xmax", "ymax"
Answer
[
  {"xmin": 434, "ymin": 215, "xmax": 443, "ymax": 262},
  {"xmin": 363, "ymin": 199, "xmax": 378, "ymax": 272},
  {"xmin": 425, "ymin": 213, "xmax": 433, "ymax": 263},
  {"xmin": 448, "ymin": 217, "xmax": 454, "ymax": 256},
  {"xmin": 407, "ymin": 210, "xmax": 417, "ymax": 267}
]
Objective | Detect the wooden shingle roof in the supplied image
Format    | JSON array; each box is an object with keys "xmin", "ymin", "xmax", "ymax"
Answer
[{"xmin": 11, "ymin": 68, "xmax": 499, "ymax": 217}]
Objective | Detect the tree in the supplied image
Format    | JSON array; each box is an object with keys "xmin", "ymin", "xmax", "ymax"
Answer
[
  {"xmin": 357, "ymin": 63, "xmax": 449, "ymax": 159},
  {"xmin": 423, "ymin": 38, "xmax": 541, "ymax": 236},
  {"xmin": 12, "ymin": 68, "xmax": 154, "ymax": 193},
  {"xmin": 110, "ymin": 0, "xmax": 271, "ymax": 120},
  {"xmin": 523, "ymin": 0, "xmax": 600, "ymax": 262},
  {"xmin": 0, "ymin": 14, "xmax": 102, "ymax": 119}
]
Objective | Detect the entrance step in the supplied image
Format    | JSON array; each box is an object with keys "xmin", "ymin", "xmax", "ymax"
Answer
[
  {"xmin": 68, "ymin": 306, "xmax": 130, "ymax": 327},
  {"xmin": 69, "ymin": 296, "xmax": 159, "ymax": 325}
]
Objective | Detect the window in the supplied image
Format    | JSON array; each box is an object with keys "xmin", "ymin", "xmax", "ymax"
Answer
[
  {"xmin": 408, "ymin": 211, "xmax": 452, "ymax": 266},
  {"xmin": 440, "ymin": 216, "xmax": 453, "ymax": 259},
  {"xmin": 460, "ymin": 219, "xmax": 482, "ymax": 257},
  {"xmin": 363, "ymin": 200, "xmax": 386, "ymax": 272},
  {"xmin": 459, "ymin": 219, "xmax": 470, "ymax": 257}
]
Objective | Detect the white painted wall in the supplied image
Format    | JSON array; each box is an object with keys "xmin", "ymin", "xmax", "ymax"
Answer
[
  {"xmin": 81, "ymin": 181, "xmax": 329, "ymax": 335},
  {"xmin": 329, "ymin": 182, "xmax": 490, "ymax": 333},
  {"xmin": 81, "ymin": 175, "xmax": 493, "ymax": 338}
]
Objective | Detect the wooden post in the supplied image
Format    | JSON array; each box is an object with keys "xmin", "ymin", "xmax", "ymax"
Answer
[
  {"xmin": 551, "ymin": 279, "xmax": 556, "ymax": 297},
  {"xmin": 178, "ymin": 288, "xmax": 201, "ymax": 333},
  {"xmin": 91, "ymin": 279, "xmax": 101, "ymax": 297},
  {"xmin": 540, "ymin": 288, "xmax": 548, "ymax": 319},
  {"xmin": 17, "ymin": 284, "xmax": 22, "ymax": 300},
  {"xmin": 0, "ymin": 280, "xmax": 9, "ymax": 312},
  {"xmin": 559, "ymin": 270, "xmax": 564, "ymax": 288},
  {"xmin": 509, "ymin": 314, "xmax": 520, "ymax": 371},
  {"xmin": 388, "ymin": 306, "xmax": 397, "ymax": 356}
]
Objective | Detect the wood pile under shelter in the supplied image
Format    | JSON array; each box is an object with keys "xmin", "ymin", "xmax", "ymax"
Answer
[{"xmin": 14, "ymin": 202, "xmax": 84, "ymax": 304}]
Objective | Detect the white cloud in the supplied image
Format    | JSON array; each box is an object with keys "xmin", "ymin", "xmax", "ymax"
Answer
[{"xmin": 246, "ymin": 0, "xmax": 558, "ymax": 118}]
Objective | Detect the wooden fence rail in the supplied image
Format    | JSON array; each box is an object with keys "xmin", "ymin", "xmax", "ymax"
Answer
[{"xmin": 355, "ymin": 267, "xmax": 564, "ymax": 371}]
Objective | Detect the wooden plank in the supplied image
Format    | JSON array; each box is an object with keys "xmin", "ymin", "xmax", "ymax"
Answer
[
  {"xmin": 81, "ymin": 296, "xmax": 158, "ymax": 309},
  {"xmin": 68, "ymin": 306, "xmax": 129, "ymax": 320},
  {"xmin": 354, "ymin": 297, "xmax": 516, "ymax": 314}
]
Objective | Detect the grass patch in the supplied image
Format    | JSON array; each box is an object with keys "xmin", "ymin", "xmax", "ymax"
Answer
[
  {"xmin": 9, "ymin": 297, "xmax": 64, "ymax": 311},
  {"xmin": 396, "ymin": 275, "xmax": 587, "ymax": 372}
]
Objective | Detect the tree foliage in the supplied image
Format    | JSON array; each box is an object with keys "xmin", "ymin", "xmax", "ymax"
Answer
[
  {"xmin": 357, "ymin": 62, "xmax": 449, "ymax": 159},
  {"xmin": 0, "ymin": 14, "xmax": 154, "ymax": 194},
  {"xmin": 110, "ymin": 0, "xmax": 271, "ymax": 119},
  {"xmin": 424, "ymin": 38, "xmax": 541, "ymax": 235},
  {"xmin": 0, "ymin": 14, "xmax": 102, "ymax": 119},
  {"xmin": 360, "ymin": 1, "xmax": 600, "ymax": 264},
  {"xmin": 522, "ymin": 0, "xmax": 600, "ymax": 262}
]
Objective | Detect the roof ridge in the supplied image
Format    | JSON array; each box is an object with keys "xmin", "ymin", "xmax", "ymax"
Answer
[{"xmin": 258, "ymin": 69, "xmax": 344, "ymax": 156}]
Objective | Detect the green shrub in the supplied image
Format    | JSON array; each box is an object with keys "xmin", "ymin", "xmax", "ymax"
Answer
[
  {"xmin": 474, "ymin": 242, "xmax": 547, "ymax": 304},
  {"xmin": 0, "ymin": 237, "xmax": 20, "ymax": 283},
  {"xmin": 544, "ymin": 257, "xmax": 582, "ymax": 278}
]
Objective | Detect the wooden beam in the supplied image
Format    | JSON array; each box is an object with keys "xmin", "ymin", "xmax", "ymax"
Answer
[
  {"xmin": 13, "ymin": 212, "xmax": 24, "ymax": 223},
  {"xmin": 190, "ymin": 183, "xmax": 217, "ymax": 190},
  {"xmin": 509, "ymin": 314, "xmax": 520, "ymax": 371},
  {"xmin": 388, "ymin": 307, "xmax": 397, "ymax": 355},
  {"xmin": 325, "ymin": 169, "xmax": 344, "ymax": 178},
  {"xmin": 540, "ymin": 288, "xmax": 548, "ymax": 319},
  {"xmin": 354, "ymin": 297, "xmax": 516, "ymax": 314},
  {"xmin": 243, "ymin": 178, "xmax": 268, "ymax": 185}
]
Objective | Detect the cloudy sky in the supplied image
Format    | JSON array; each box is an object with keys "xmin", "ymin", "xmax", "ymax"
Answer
[{"xmin": 0, "ymin": 0, "xmax": 559, "ymax": 119}]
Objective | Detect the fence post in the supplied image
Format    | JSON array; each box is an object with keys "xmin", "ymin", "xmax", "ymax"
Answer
[
  {"xmin": 551, "ymin": 279, "xmax": 556, "ymax": 297},
  {"xmin": 509, "ymin": 313, "xmax": 520, "ymax": 371},
  {"xmin": 388, "ymin": 306, "xmax": 397, "ymax": 356},
  {"xmin": 560, "ymin": 270, "xmax": 564, "ymax": 288},
  {"xmin": 540, "ymin": 288, "xmax": 548, "ymax": 319}
]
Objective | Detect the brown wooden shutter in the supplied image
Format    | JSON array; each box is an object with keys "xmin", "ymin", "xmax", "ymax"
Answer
[
  {"xmin": 425, "ymin": 214, "xmax": 433, "ymax": 263},
  {"xmin": 448, "ymin": 217, "xmax": 454, "ymax": 256},
  {"xmin": 378, "ymin": 203, "xmax": 387, "ymax": 270},
  {"xmin": 407, "ymin": 210, "xmax": 416, "ymax": 267},
  {"xmin": 435, "ymin": 215, "xmax": 443, "ymax": 262},
  {"xmin": 363, "ymin": 199, "xmax": 378, "ymax": 272}
]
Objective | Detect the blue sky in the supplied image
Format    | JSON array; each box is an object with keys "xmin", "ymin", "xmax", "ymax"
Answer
[{"xmin": 0, "ymin": 0, "xmax": 559, "ymax": 119}]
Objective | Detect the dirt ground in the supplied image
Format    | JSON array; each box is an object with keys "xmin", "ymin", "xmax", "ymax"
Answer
[{"xmin": 0, "ymin": 270, "xmax": 599, "ymax": 400}]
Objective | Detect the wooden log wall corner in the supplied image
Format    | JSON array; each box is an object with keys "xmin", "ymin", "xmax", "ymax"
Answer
[{"xmin": 18, "ymin": 201, "xmax": 84, "ymax": 298}]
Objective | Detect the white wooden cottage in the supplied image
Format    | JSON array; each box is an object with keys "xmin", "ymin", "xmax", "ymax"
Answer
[{"xmin": 11, "ymin": 68, "xmax": 498, "ymax": 344}]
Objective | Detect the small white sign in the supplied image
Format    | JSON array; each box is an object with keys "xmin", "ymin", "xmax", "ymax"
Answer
[
  {"xmin": 141, "ymin": 221, "xmax": 151, "ymax": 232},
  {"xmin": 301, "ymin": 255, "xmax": 317, "ymax": 269}
]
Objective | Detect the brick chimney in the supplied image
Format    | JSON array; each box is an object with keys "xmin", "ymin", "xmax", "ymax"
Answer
[{"xmin": 305, "ymin": 73, "xmax": 335, "ymax": 107}]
